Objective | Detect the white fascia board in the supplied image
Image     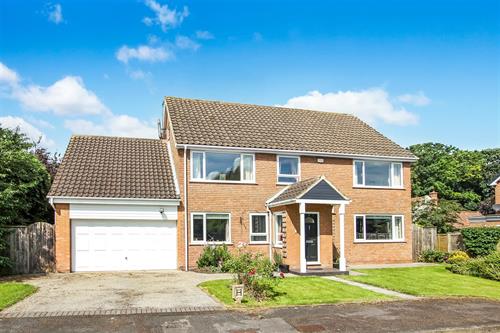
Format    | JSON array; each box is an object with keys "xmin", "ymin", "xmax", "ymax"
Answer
[
  {"xmin": 49, "ymin": 196, "xmax": 180, "ymax": 206},
  {"xmin": 167, "ymin": 140, "xmax": 181, "ymax": 196},
  {"xmin": 489, "ymin": 175, "xmax": 500, "ymax": 186},
  {"xmin": 175, "ymin": 143, "xmax": 418, "ymax": 162},
  {"xmin": 267, "ymin": 198, "xmax": 350, "ymax": 208}
]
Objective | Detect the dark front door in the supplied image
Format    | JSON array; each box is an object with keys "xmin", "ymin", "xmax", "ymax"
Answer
[{"xmin": 305, "ymin": 213, "xmax": 319, "ymax": 262}]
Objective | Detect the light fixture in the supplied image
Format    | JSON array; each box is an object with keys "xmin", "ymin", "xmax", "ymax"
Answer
[{"xmin": 159, "ymin": 208, "xmax": 164, "ymax": 214}]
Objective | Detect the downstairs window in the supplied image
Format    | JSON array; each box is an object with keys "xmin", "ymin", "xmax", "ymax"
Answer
[{"xmin": 355, "ymin": 215, "xmax": 404, "ymax": 241}]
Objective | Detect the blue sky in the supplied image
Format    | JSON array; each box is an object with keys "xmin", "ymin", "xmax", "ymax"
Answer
[{"xmin": 0, "ymin": 0, "xmax": 498, "ymax": 153}]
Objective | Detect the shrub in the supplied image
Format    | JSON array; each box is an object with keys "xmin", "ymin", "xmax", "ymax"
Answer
[
  {"xmin": 225, "ymin": 244, "xmax": 281, "ymax": 301},
  {"xmin": 273, "ymin": 251, "xmax": 283, "ymax": 270},
  {"xmin": 420, "ymin": 249, "xmax": 448, "ymax": 263},
  {"xmin": 461, "ymin": 227, "xmax": 500, "ymax": 257},
  {"xmin": 446, "ymin": 250, "xmax": 469, "ymax": 265},
  {"xmin": 448, "ymin": 251, "xmax": 500, "ymax": 281},
  {"xmin": 196, "ymin": 244, "xmax": 232, "ymax": 272}
]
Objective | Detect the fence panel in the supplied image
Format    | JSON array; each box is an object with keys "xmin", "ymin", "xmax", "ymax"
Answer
[
  {"xmin": 412, "ymin": 225, "xmax": 437, "ymax": 261},
  {"xmin": 5, "ymin": 222, "xmax": 55, "ymax": 274}
]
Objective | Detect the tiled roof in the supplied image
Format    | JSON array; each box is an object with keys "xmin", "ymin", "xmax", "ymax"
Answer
[
  {"xmin": 166, "ymin": 97, "xmax": 416, "ymax": 160},
  {"xmin": 270, "ymin": 177, "xmax": 321, "ymax": 204},
  {"xmin": 48, "ymin": 135, "xmax": 179, "ymax": 200}
]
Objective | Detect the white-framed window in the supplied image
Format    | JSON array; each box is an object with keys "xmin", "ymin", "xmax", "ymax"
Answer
[
  {"xmin": 277, "ymin": 155, "xmax": 300, "ymax": 184},
  {"xmin": 191, "ymin": 151, "xmax": 255, "ymax": 183},
  {"xmin": 353, "ymin": 160, "xmax": 403, "ymax": 188},
  {"xmin": 249, "ymin": 213, "xmax": 268, "ymax": 244},
  {"xmin": 191, "ymin": 213, "xmax": 231, "ymax": 244},
  {"xmin": 273, "ymin": 213, "xmax": 285, "ymax": 247},
  {"xmin": 354, "ymin": 214, "xmax": 404, "ymax": 242}
]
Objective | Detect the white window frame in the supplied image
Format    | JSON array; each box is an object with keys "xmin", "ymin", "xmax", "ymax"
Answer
[
  {"xmin": 190, "ymin": 151, "xmax": 255, "ymax": 183},
  {"xmin": 353, "ymin": 160, "xmax": 404, "ymax": 189},
  {"xmin": 277, "ymin": 155, "xmax": 301, "ymax": 184},
  {"xmin": 190, "ymin": 212, "xmax": 232, "ymax": 244},
  {"xmin": 249, "ymin": 213, "xmax": 269, "ymax": 244},
  {"xmin": 273, "ymin": 212, "xmax": 285, "ymax": 247},
  {"xmin": 353, "ymin": 214, "xmax": 405, "ymax": 243}
]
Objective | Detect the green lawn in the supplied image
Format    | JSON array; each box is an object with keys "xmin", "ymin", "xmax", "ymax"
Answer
[
  {"xmin": 344, "ymin": 265, "xmax": 500, "ymax": 299},
  {"xmin": 199, "ymin": 277, "xmax": 392, "ymax": 307},
  {"xmin": 0, "ymin": 282, "xmax": 37, "ymax": 311}
]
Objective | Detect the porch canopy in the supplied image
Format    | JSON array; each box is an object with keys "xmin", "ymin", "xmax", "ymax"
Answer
[{"xmin": 267, "ymin": 176, "xmax": 350, "ymax": 273}]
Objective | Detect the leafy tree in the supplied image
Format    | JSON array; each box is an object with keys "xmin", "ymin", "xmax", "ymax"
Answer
[{"xmin": 412, "ymin": 198, "xmax": 461, "ymax": 233}]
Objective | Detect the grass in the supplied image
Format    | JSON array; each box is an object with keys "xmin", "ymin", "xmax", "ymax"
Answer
[
  {"xmin": 344, "ymin": 265, "xmax": 500, "ymax": 299},
  {"xmin": 0, "ymin": 282, "xmax": 37, "ymax": 311},
  {"xmin": 199, "ymin": 276, "xmax": 392, "ymax": 307}
]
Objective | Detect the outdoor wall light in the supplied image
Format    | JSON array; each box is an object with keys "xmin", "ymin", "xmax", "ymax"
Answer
[{"xmin": 159, "ymin": 208, "xmax": 164, "ymax": 214}]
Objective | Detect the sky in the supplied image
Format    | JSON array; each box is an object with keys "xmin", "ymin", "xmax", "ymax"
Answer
[{"xmin": 0, "ymin": 0, "xmax": 499, "ymax": 153}]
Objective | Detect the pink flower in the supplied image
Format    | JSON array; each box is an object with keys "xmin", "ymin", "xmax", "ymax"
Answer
[{"xmin": 280, "ymin": 272, "xmax": 285, "ymax": 279}]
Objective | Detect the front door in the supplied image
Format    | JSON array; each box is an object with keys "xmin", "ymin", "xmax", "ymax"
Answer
[{"xmin": 304, "ymin": 213, "xmax": 319, "ymax": 262}]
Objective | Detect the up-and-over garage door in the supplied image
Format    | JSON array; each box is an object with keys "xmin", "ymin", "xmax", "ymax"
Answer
[{"xmin": 72, "ymin": 220, "xmax": 177, "ymax": 272}]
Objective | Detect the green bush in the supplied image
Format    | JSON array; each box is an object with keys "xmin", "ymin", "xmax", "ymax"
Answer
[
  {"xmin": 446, "ymin": 250, "xmax": 470, "ymax": 265},
  {"xmin": 196, "ymin": 244, "xmax": 232, "ymax": 272},
  {"xmin": 225, "ymin": 245, "xmax": 281, "ymax": 301},
  {"xmin": 461, "ymin": 227, "xmax": 500, "ymax": 257},
  {"xmin": 448, "ymin": 251, "xmax": 500, "ymax": 281},
  {"xmin": 420, "ymin": 249, "xmax": 448, "ymax": 263}
]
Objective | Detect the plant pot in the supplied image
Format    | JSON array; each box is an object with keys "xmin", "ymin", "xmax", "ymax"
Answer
[{"xmin": 279, "ymin": 264, "xmax": 289, "ymax": 273}]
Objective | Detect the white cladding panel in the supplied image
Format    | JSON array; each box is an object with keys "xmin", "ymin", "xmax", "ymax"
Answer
[{"xmin": 69, "ymin": 204, "xmax": 178, "ymax": 220}]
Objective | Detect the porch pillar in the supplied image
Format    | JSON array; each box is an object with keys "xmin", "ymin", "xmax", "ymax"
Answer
[
  {"xmin": 338, "ymin": 203, "xmax": 347, "ymax": 271},
  {"xmin": 299, "ymin": 202, "xmax": 306, "ymax": 273}
]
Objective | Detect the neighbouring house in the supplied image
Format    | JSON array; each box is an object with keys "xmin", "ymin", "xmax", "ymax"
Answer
[
  {"xmin": 48, "ymin": 97, "xmax": 417, "ymax": 273},
  {"xmin": 463, "ymin": 175, "xmax": 500, "ymax": 227}
]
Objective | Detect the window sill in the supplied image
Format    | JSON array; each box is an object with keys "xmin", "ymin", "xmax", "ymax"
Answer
[
  {"xmin": 190, "ymin": 180, "xmax": 257, "ymax": 185},
  {"xmin": 273, "ymin": 244, "xmax": 283, "ymax": 248},
  {"xmin": 352, "ymin": 185, "xmax": 405, "ymax": 190},
  {"xmin": 190, "ymin": 242, "xmax": 233, "ymax": 246},
  {"xmin": 354, "ymin": 240, "xmax": 406, "ymax": 244},
  {"xmin": 249, "ymin": 242, "xmax": 270, "ymax": 245},
  {"xmin": 276, "ymin": 182, "xmax": 297, "ymax": 186}
]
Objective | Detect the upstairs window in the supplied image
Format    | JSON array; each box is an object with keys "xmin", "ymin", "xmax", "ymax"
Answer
[
  {"xmin": 191, "ymin": 151, "xmax": 255, "ymax": 182},
  {"xmin": 277, "ymin": 156, "xmax": 300, "ymax": 184},
  {"xmin": 354, "ymin": 160, "xmax": 403, "ymax": 188}
]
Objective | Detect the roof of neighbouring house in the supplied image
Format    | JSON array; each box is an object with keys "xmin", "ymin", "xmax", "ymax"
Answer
[
  {"xmin": 267, "ymin": 176, "xmax": 349, "ymax": 205},
  {"xmin": 490, "ymin": 174, "xmax": 500, "ymax": 186},
  {"xmin": 48, "ymin": 135, "xmax": 179, "ymax": 200},
  {"xmin": 165, "ymin": 96, "xmax": 416, "ymax": 160}
]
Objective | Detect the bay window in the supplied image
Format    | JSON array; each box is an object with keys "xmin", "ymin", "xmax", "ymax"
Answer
[
  {"xmin": 354, "ymin": 160, "xmax": 403, "ymax": 188},
  {"xmin": 191, "ymin": 151, "xmax": 255, "ymax": 182},
  {"xmin": 249, "ymin": 213, "xmax": 268, "ymax": 243},
  {"xmin": 277, "ymin": 155, "xmax": 300, "ymax": 184},
  {"xmin": 354, "ymin": 215, "xmax": 404, "ymax": 242},
  {"xmin": 191, "ymin": 213, "xmax": 230, "ymax": 243}
]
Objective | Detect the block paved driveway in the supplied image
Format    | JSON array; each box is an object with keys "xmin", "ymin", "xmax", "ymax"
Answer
[{"xmin": 4, "ymin": 271, "xmax": 229, "ymax": 314}]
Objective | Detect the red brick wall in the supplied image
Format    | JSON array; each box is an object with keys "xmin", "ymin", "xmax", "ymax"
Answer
[{"xmin": 54, "ymin": 203, "xmax": 71, "ymax": 272}]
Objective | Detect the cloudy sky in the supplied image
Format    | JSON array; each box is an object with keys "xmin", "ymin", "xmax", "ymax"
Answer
[{"xmin": 0, "ymin": 0, "xmax": 498, "ymax": 152}]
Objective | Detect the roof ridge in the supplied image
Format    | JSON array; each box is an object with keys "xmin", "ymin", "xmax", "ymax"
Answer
[
  {"xmin": 164, "ymin": 96, "xmax": 354, "ymax": 117},
  {"xmin": 70, "ymin": 134, "xmax": 161, "ymax": 141}
]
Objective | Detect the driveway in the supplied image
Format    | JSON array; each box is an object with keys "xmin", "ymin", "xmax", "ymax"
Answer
[{"xmin": 4, "ymin": 271, "xmax": 230, "ymax": 313}]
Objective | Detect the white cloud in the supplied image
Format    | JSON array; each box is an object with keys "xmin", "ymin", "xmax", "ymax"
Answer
[
  {"xmin": 13, "ymin": 76, "xmax": 110, "ymax": 116},
  {"xmin": 196, "ymin": 30, "xmax": 214, "ymax": 40},
  {"xmin": 279, "ymin": 89, "xmax": 419, "ymax": 126},
  {"xmin": 48, "ymin": 3, "xmax": 63, "ymax": 24},
  {"xmin": 175, "ymin": 35, "xmax": 200, "ymax": 51},
  {"xmin": 64, "ymin": 114, "xmax": 157, "ymax": 138},
  {"xmin": 128, "ymin": 69, "xmax": 151, "ymax": 80},
  {"xmin": 143, "ymin": 0, "xmax": 189, "ymax": 32},
  {"xmin": 0, "ymin": 116, "xmax": 55, "ymax": 147},
  {"xmin": 0, "ymin": 62, "xmax": 20, "ymax": 85},
  {"xmin": 116, "ymin": 45, "xmax": 173, "ymax": 63},
  {"xmin": 397, "ymin": 91, "xmax": 431, "ymax": 106}
]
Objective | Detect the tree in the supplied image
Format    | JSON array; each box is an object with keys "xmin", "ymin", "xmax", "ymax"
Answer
[{"xmin": 412, "ymin": 198, "xmax": 461, "ymax": 233}]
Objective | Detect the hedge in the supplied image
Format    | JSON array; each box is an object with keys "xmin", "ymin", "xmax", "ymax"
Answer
[{"xmin": 461, "ymin": 227, "xmax": 500, "ymax": 257}]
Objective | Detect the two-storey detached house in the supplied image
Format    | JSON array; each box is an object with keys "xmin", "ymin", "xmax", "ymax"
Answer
[{"xmin": 48, "ymin": 97, "xmax": 417, "ymax": 273}]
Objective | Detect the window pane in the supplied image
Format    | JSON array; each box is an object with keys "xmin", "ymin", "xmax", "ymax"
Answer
[
  {"xmin": 392, "ymin": 163, "xmax": 402, "ymax": 187},
  {"xmin": 242, "ymin": 155, "xmax": 254, "ymax": 181},
  {"xmin": 192, "ymin": 152, "xmax": 204, "ymax": 179},
  {"xmin": 251, "ymin": 215, "xmax": 267, "ymax": 234},
  {"xmin": 206, "ymin": 214, "xmax": 229, "ymax": 242},
  {"xmin": 275, "ymin": 214, "xmax": 284, "ymax": 244},
  {"xmin": 279, "ymin": 157, "xmax": 299, "ymax": 175},
  {"xmin": 354, "ymin": 161, "xmax": 364, "ymax": 185},
  {"xmin": 355, "ymin": 216, "xmax": 364, "ymax": 240},
  {"xmin": 365, "ymin": 216, "xmax": 392, "ymax": 240},
  {"xmin": 192, "ymin": 215, "xmax": 204, "ymax": 241},
  {"xmin": 206, "ymin": 152, "xmax": 241, "ymax": 181},
  {"xmin": 278, "ymin": 176, "xmax": 298, "ymax": 183},
  {"xmin": 394, "ymin": 216, "xmax": 403, "ymax": 240},
  {"xmin": 365, "ymin": 161, "xmax": 391, "ymax": 186},
  {"xmin": 251, "ymin": 235, "xmax": 267, "ymax": 242}
]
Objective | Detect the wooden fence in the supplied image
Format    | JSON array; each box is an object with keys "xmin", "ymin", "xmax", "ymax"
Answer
[
  {"xmin": 412, "ymin": 225, "xmax": 437, "ymax": 260},
  {"xmin": 4, "ymin": 222, "xmax": 55, "ymax": 274},
  {"xmin": 437, "ymin": 232, "xmax": 463, "ymax": 253}
]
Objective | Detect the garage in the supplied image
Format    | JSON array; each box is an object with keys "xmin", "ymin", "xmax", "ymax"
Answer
[{"xmin": 72, "ymin": 220, "xmax": 177, "ymax": 272}]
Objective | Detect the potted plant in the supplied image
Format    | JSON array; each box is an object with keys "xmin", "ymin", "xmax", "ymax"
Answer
[{"xmin": 273, "ymin": 251, "xmax": 289, "ymax": 273}]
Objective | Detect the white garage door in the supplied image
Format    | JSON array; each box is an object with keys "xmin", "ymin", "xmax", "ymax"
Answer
[{"xmin": 72, "ymin": 220, "xmax": 177, "ymax": 272}]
